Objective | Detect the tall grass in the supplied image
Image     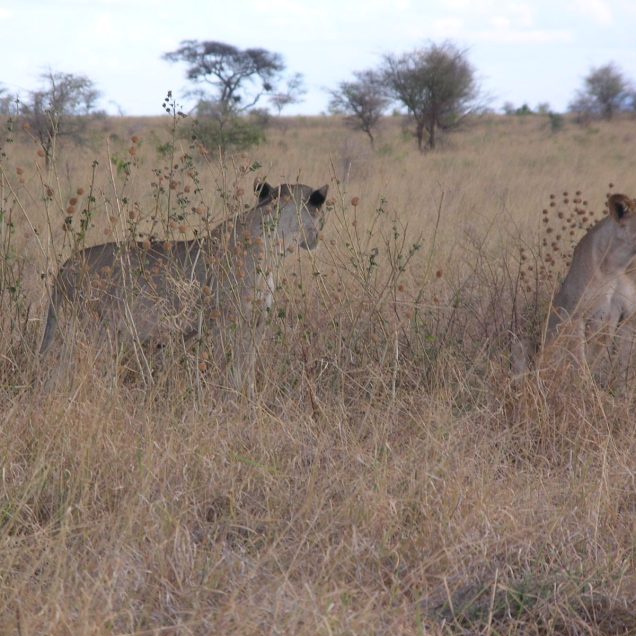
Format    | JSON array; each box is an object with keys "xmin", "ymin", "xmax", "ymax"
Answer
[{"xmin": 0, "ymin": 112, "xmax": 634, "ymax": 633}]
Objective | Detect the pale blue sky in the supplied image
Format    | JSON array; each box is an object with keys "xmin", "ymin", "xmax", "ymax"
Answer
[{"xmin": 1, "ymin": 0, "xmax": 635, "ymax": 115}]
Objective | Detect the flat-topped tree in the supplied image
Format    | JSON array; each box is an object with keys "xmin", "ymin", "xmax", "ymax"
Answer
[{"xmin": 162, "ymin": 40, "xmax": 285, "ymax": 117}]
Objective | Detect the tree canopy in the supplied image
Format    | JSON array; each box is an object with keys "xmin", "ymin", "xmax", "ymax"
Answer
[
  {"xmin": 20, "ymin": 70, "xmax": 101, "ymax": 167},
  {"xmin": 382, "ymin": 42, "xmax": 479, "ymax": 150},
  {"xmin": 569, "ymin": 63, "xmax": 631, "ymax": 120},
  {"xmin": 328, "ymin": 70, "xmax": 389, "ymax": 147},
  {"xmin": 163, "ymin": 40, "xmax": 286, "ymax": 115}
]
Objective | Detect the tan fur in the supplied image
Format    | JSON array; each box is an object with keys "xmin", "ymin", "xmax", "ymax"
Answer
[
  {"xmin": 40, "ymin": 181, "xmax": 329, "ymax": 395},
  {"xmin": 542, "ymin": 193, "xmax": 636, "ymax": 372}
]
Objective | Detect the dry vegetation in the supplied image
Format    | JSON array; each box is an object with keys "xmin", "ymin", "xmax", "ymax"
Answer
[{"xmin": 0, "ymin": 112, "xmax": 635, "ymax": 634}]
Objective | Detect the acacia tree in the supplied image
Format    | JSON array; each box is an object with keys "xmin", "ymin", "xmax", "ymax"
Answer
[
  {"xmin": 162, "ymin": 40, "xmax": 285, "ymax": 116},
  {"xmin": 21, "ymin": 70, "xmax": 101, "ymax": 167},
  {"xmin": 163, "ymin": 40, "xmax": 288, "ymax": 152},
  {"xmin": 383, "ymin": 42, "xmax": 479, "ymax": 150},
  {"xmin": 328, "ymin": 70, "xmax": 389, "ymax": 147},
  {"xmin": 570, "ymin": 63, "xmax": 631, "ymax": 120}
]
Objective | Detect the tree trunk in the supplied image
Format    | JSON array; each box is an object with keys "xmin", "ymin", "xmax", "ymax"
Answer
[
  {"xmin": 416, "ymin": 122, "xmax": 425, "ymax": 151},
  {"xmin": 428, "ymin": 123, "xmax": 436, "ymax": 150}
]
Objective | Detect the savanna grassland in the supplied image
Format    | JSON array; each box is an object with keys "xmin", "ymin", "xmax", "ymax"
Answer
[{"xmin": 1, "ymin": 111, "xmax": 635, "ymax": 634}]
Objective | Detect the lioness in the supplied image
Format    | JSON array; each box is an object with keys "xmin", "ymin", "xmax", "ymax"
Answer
[
  {"xmin": 543, "ymin": 192, "xmax": 636, "ymax": 373},
  {"xmin": 40, "ymin": 181, "xmax": 329, "ymax": 394}
]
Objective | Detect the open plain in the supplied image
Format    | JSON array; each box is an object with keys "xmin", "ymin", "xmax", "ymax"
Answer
[{"xmin": 0, "ymin": 113, "xmax": 635, "ymax": 634}]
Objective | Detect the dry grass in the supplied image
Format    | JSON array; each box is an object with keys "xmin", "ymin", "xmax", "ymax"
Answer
[{"xmin": 1, "ymin": 112, "xmax": 635, "ymax": 634}]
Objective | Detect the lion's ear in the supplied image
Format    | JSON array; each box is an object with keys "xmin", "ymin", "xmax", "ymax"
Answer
[
  {"xmin": 309, "ymin": 185, "xmax": 329, "ymax": 207},
  {"xmin": 608, "ymin": 193, "xmax": 636, "ymax": 221},
  {"xmin": 254, "ymin": 179, "xmax": 276, "ymax": 201}
]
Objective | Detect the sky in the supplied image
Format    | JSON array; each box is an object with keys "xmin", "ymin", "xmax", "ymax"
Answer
[{"xmin": 1, "ymin": 0, "xmax": 635, "ymax": 116}]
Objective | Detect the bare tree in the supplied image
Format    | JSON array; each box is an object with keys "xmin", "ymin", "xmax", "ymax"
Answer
[
  {"xmin": 162, "ymin": 40, "xmax": 285, "ymax": 117},
  {"xmin": 382, "ymin": 42, "xmax": 479, "ymax": 150},
  {"xmin": 0, "ymin": 86, "xmax": 16, "ymax": 115},
  {"xmin": 21, "ymin": 70, "xmax": 101, "ymax": 167},
  {"xmin": 270, "ymin": 72, "xmax": 306, "ymax": 116},
  {"xmin": 569, "ymin": 63, "xmax": 631, "ymax": 121},
  {"xmin": 328, "ymin": 70, "xmax": 389, "ymax": 148}
]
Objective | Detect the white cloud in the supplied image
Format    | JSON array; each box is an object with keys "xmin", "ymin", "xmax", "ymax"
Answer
[
  {"xmin": 509, "ymin": 2, "xmax": 534, "ymax": 28},
  {"xmin": 87, "ymin": 0, "xmax": 156, "ymax": 5},
  {"xmin": 242, "ymin": 0, "xmax": 321, "ymax": 18},
  {"xmin": 0, "ymin": 8, "xmax": 12, "ymax": 19},
  {"xmin": 475, "ymin": 28, "xmax": 573, "ymax": 44},
  {"xmin": 490, "ymin": 16, "xmax": 511, "ymax": 30},
  {"xmin": 92, "ymin": 12, "xmax": 114, "ymax": 37},
  {"xmin": 431, "ymin": 17, "xmax": 464, "ymax": 38},
  {"xmin": 442, "ymin": 0, "xmax": 496, "ymax": 9},
  {"xmin": 571, "ymin": 0, "xmax": 613, "ymax": 25},
  {"xmin": 431, "ymin": 3, "xmax": 569, "ymax": 46}
]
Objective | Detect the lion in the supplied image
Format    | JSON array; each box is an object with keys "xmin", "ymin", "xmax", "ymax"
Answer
[
  {"xmin": 40, "ymin": 180, "xmax": 329, "ymax": 395},
  {"xmin": 542, "ymin": 193, "xmax": 636, "ymax": 373}
]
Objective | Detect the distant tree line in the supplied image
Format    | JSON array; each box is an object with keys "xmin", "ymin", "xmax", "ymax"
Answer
[
  {"xmin": 1, "ymin": 40, "xmax": 635, "ymax": 161},
  {"xmin": 328, "ymin": 41, "xmax": 481, "ymax": 151},
  {"xmin": 329, "ymin": 51, "xmax": 636, "ymax": 149},
  {"xmin": 568, "ymin": 63, "xmax": 635, "ymax": 123},
  {"xmin": 503, "ymin": 63, "xmax": 635, "ymax": 125}
]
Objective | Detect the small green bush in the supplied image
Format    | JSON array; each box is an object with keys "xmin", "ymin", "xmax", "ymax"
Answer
[{"xmin": 189, "ymin": 115, "xmax": 266, "ymax": 154}]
